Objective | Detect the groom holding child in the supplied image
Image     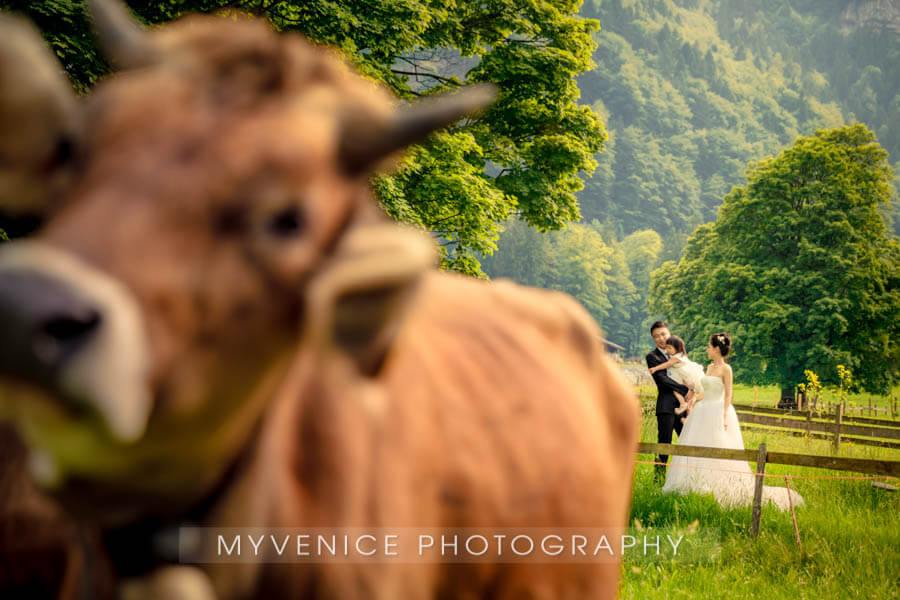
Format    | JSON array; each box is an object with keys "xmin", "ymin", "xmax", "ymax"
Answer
[{"xmin": 646, "ymin": 321, "xmax": 691, "ymax": 480}]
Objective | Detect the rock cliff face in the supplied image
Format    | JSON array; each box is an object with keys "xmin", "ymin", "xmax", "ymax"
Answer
[{"xmin": 841, "ymin": 0, "xmax": 900, "ymax": 33}]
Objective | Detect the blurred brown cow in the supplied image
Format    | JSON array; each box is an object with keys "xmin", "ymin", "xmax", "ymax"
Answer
[{"xmin": 0, "ymin": 1, "xmax": 639, "ymax": 598}]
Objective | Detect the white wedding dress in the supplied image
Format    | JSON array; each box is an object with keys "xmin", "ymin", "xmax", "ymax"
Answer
[{"xmin": 662, "ymin": 375, "xmax": 804, "ymax": 510}]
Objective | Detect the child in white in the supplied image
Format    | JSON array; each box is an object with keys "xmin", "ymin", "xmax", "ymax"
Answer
[{"xmin": 648, "ymin": 335, "xmax": 704, "ymax": 418}]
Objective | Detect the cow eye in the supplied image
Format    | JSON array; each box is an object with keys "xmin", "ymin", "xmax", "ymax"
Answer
[
  {"xmin": 265, "ymin": 206, "xmax": 305, "ymax": 238},
  {"xmin": 46, "ymin": 134, "xmax": 75, "ymax": 171},
  {"xmin": 213, "ymin": 205, "xmax": 247, "ymax": 235}
]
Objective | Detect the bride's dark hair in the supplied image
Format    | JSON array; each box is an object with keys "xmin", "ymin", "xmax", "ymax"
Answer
[
  {"xmin": 709, "ymin": 332, "xmax": 731, "ymax": 357},
  {"xmin": 665, "ymin": 335, "xmax": 686, "ymax": 355}
]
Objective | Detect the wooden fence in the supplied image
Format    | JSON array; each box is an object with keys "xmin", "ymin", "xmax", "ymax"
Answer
[
  {"xmin": 733, "ymin": 403, "xmax": 900, "ymax": 451},
  {"xmin": 637, "ymin": 441, "xmax": 900, "ymax": 536},
  {"xmin": 636, "ymin": 382, "xmax": 900, "ymax": 451},
  {"xmin": 790, "ymin": 396, "xmax": 899, "ymax": 420},
  {"xmin": 634, "ymin": 382, "xmax": 900, "ymax": 421}
]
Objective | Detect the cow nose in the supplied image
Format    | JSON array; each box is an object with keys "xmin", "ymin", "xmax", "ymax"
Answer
[{"xmin": 0, "ymin": 270, "xmax": 102, "ymax": 383}]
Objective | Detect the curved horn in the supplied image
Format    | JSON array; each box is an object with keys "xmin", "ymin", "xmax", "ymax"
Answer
[
  {"xmin": 87, "ymin": 0, "xmax": 160, "ymax": 70},
  {"xmin": 340, "ymin": 83, "xmax": 498, "ymax": 175}
]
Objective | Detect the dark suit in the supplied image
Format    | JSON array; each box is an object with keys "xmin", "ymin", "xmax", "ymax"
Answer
[{"xmin": 646, "ymin": 347, "xmax": 690, "ymax": 474}]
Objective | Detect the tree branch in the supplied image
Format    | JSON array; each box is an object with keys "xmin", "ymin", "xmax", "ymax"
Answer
[
  {"xmin": 429, "ymin": 212, "xmax": 462, "ymax": 226},
  {"xmin": 506, "ymin": 38, "xmax": 550, "ymax": 47},
  {"xmin": 391, "ymin": 69, "xmax": 462, "ymax": 86},
  {"xmin": 394, "ymin": 55, "xmax": 429, "ymax": 67}
]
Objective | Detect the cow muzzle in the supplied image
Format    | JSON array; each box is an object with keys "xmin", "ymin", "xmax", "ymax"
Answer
[
  {"xmin": 0, "ymin": 242, "xmax": 152, "ymax": 467},
  {"xmin": 0, "ymin": 270, "xmax": 101, "ymax": 384}
]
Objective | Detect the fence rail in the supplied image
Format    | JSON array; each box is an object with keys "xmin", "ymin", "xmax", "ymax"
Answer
[
  {"xmin": 730, "ymin": 403, "xmax": 900, "ymax": 451},
  {"xmin": 735, "ymin": 412, "xmax": 900, "ymax": 440},
  {"xmin": 732, "ymin": 426, "xmax": 900, "ymax": 451},
  {"xmin": 732, "ymin": 403, "xmax": 900, "ymax": 427},
  {"xmin": 637, "ymin": 442, "xmax": 900, "ymax": 477}
]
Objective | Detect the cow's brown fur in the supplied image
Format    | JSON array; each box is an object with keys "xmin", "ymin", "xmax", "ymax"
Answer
[
  {"xmin": 199, "ymin": 273, "xmax": 639, "ymax": 600},
  {"xmin": 0, "ymin": 9, "xmax": 639, "ymax": 600}
]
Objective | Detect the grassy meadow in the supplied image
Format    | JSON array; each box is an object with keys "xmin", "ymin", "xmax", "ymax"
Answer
[{"xmin": 622, "ymin": 383, "xmax": 900, "ymax": 599}]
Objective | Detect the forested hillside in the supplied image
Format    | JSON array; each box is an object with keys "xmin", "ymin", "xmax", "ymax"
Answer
[
  {"xmin": 485, "ymin": 0, "xmax": 900, "ymax": 357},
  {"xmin": 576, "ymin": 0, "xmax": 898, "ymax": 239}
]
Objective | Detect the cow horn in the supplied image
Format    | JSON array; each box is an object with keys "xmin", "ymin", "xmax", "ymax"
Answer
[
  {"xmin": 340, "ymin": 83, "xmax": 498, "ymax": 175},
  {"xmin": 87, "ymin": 0, "xmax": 160, "ymax": 70}
]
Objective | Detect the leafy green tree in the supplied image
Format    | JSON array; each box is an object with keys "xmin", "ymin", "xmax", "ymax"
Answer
[
  {"xmin": 0, "ymin": 0, "xmax": 605, "ymax": 275},
  {"xmin": 619, "ymin": 229, "xmax": 661, "ymax": 353},
  {"xmin": 547, "ymin": 222, "xmax": 617, "ymax": 324},
  {"xmin": 848, "ymin": 66, "xmax": 881, "ymax": 125},
  {"xmin": 483, "ymin": 220, "xmax": 617, "ymax": 325},
  {"xmin": 484, "ymin": 218, "xmax": 669, "ymax": 358},
  {"xmin": 585, "ymin": 221, "xmax": 636, "ymax": 348},
  {"xmin": 479, "ymin": 219, "xmax": 553, "ymax": 288},
  {"xmin": 651, "ymin": 124, "xmax": 900, "ymax": 393}
]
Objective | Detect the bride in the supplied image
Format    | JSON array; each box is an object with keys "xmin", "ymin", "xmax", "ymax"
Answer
[{"xmin": 662, "ymin": 332, "xmax": 803, "ymax": 510}]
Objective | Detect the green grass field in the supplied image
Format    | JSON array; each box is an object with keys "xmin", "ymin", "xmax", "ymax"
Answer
[
  {"xmin": 620, "ymin": 386, "xmax": 900, "ymax": 600},
  {"xmin": 622, "ymin": 389, "xmax": 900, "ymax": 599}
]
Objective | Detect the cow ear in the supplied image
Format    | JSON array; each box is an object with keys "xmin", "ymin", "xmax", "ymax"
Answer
[
  {"xmin": 0, "ymin": 16, "xmax": 80, "ymax": 218},
  {"xmin": 306, "ymin": 224, "xmax": 436, "ymax": 376},
  {"xmin": 86, "ymin": 0, "xmax": 162, "ymax": 70},
  {"xmin": 338, "ymin": 84, "xmax": 497, "ymax": 176}
]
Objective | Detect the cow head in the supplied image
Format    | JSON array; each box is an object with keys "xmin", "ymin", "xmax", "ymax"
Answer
[{"xmin": 0, "ymin": 0, "xmax": 494, "ymax": 520}]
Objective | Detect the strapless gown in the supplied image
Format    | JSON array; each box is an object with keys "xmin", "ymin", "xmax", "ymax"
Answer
[{"xmin": 661, "ymin": 375, "xmax": 804, "ymax": 510}]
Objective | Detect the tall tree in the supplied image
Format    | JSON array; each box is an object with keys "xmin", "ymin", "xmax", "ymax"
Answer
[
  {"xmin": 620, "ymin": 229, "xmax": 662, "ymax": 354},
  {"xmin": 482, "ymin": 219, "xmax": 618, "ymax": 326},
  {"xmin": 0, "ymin": 0, "xmax": 606, "ymax": 275},
  {"xmin": 651, "ymin": 124, "xmax": 899, "ymax": 393}
]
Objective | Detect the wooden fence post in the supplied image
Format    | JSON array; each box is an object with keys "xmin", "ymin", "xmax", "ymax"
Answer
[
  {"xmin": 805, "ymin": 408, "xmax": 812, "ymax": 441},
  {"xmin": 751, "ymin": 443, "xmax": 767, "ymax": 538},
  {"xmin": 869, "ymin": 397, "xmax": 873, "ymax": 417},
  {"xmin": 753, "ymin": 387, "xmax": 757, "ymax": 408},
  {"xmin": 833, "ymin": 404, "xmax": 843, "ymax": 453}
]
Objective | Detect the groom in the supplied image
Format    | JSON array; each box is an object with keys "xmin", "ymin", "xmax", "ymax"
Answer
[{"xmin": 646, "ymin": 320, "xmax": 690, "ymax": 480}]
